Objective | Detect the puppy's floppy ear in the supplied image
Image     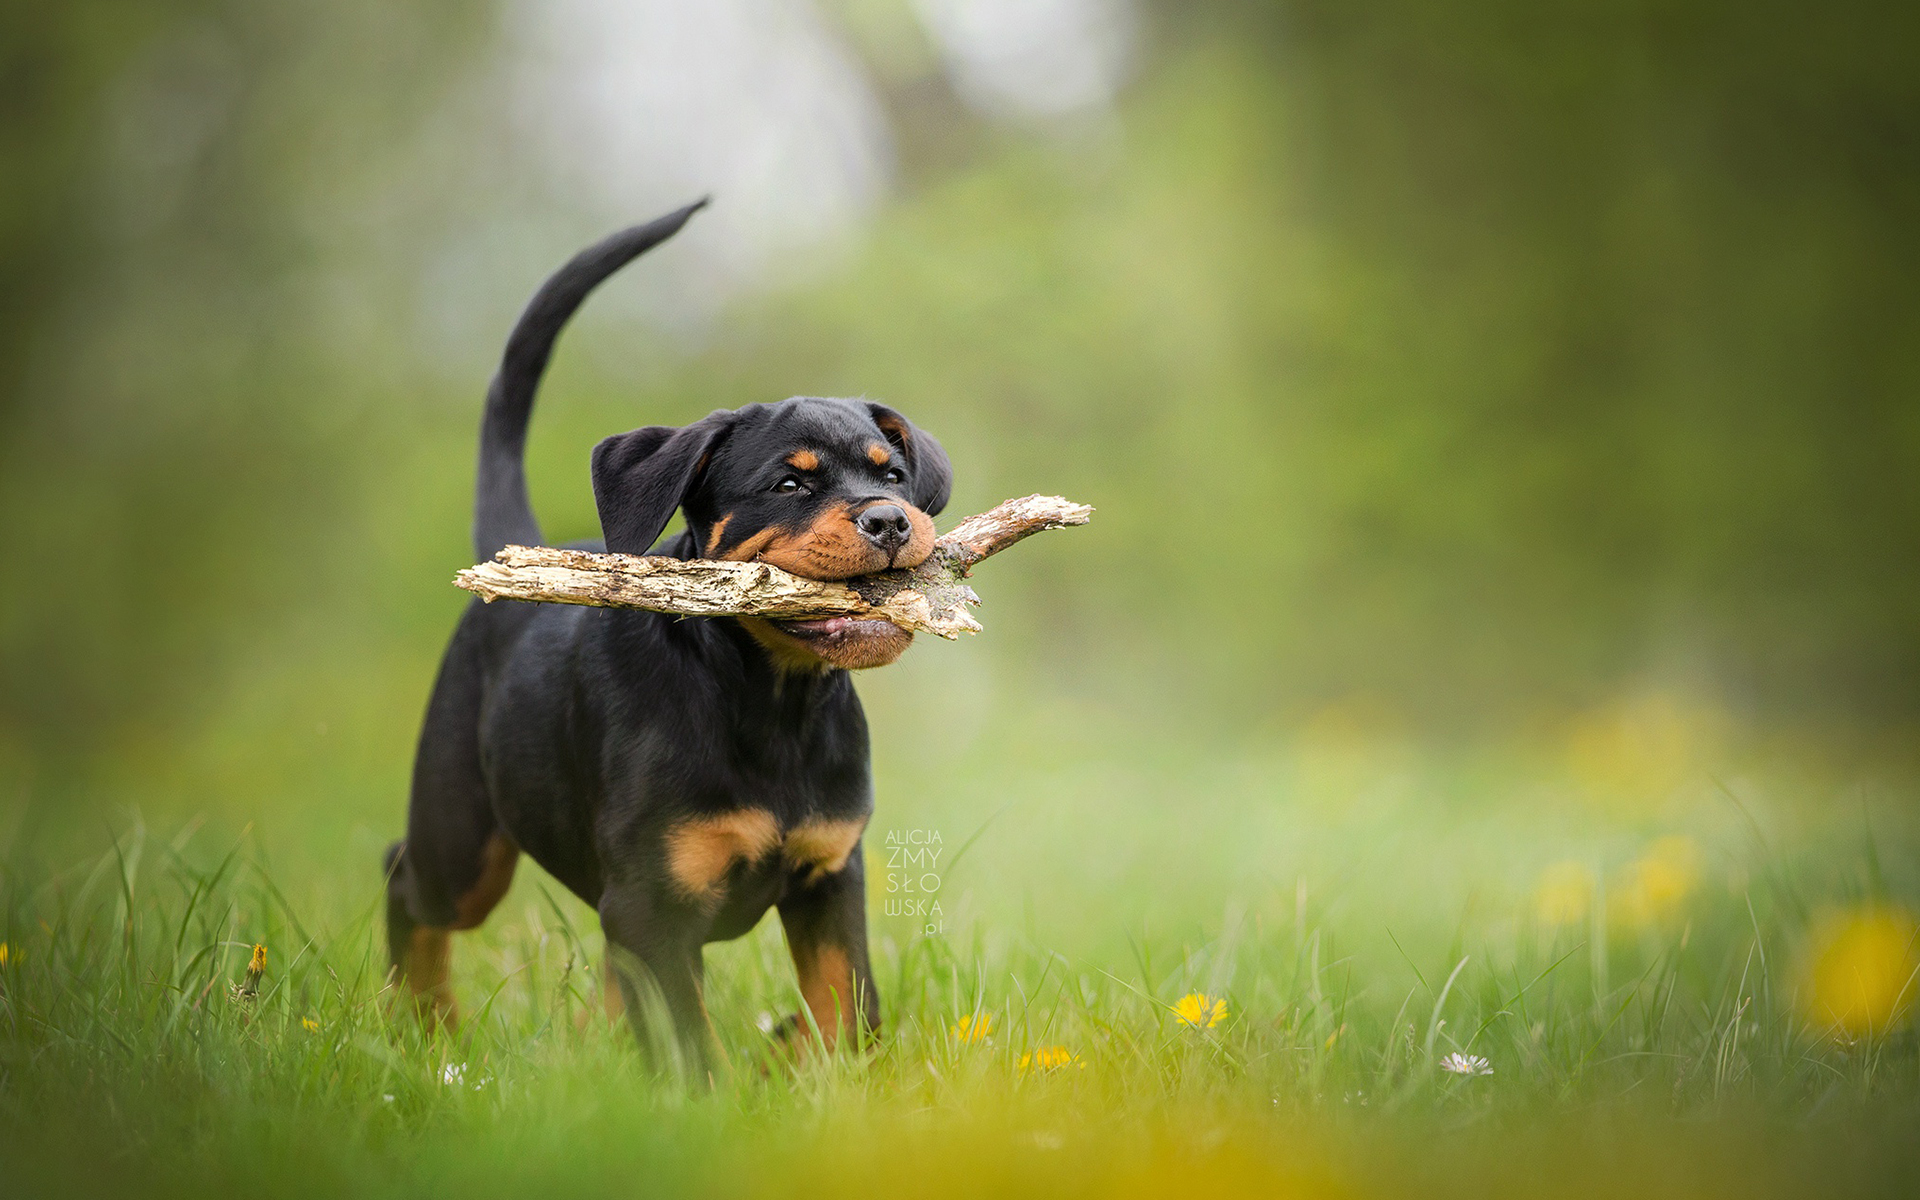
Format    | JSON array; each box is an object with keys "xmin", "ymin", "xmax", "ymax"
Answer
[
  {"xmin": 591, "ymin": 413, "xmax": 733, "ymax": 554},
  {"xmin": 867, "ymin": 403, "xmax": 952, "ymax": 517}
]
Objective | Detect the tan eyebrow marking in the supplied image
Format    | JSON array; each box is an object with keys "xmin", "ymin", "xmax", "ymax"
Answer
[
  {"xmin": 786, "ymin": 449, "xmax": 820, "ymax": 471},
  {"xmin": 866, "ymin": 442, "xmax": 891, "ymax": 466}
]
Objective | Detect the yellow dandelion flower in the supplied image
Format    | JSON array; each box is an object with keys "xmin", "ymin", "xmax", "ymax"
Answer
[
  {"xmin": 1533, "ymin": 861, "xmax": 1594, "ymax": 926},
  {"xmin": 235, "ymin": 943, "xmax": 267, "ymax": 1000},
  {"xmin": 1172, "ymin": 991, "xmax": 1228, "ymax": 1030},
  {"xmin": 0, "ymin": 942, "xmax": 9, "ymax": 967},
  {"xmin": 1019, "ymin": 1045, "xmax": 1081, "ymax": 1073},
  {"xmin": 952, "ymin": 1013, "xmax": 993, "ymax": 1044},
  {"xmin": 1803, "ymin": 907, "xmax": 1919, "ymax": 1036},
  {"xmin": 1565, "ymin": 693, "xmax": 1723, "ymax": 813},
  {"xmin": 302, "ymin": 1018, "xmax": 320, "ymax": 1032},
  {"xmin": 1293, "ymin": 697, "xmax": 1404, "ymax": 810},
  {"xmin": 1612, "ymin": 836, "xmax": 1699, "ymax": 928}
]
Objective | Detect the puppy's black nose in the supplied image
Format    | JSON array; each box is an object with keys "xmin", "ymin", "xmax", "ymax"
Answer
[{"xmin": 857, "ymin": 503, "xmax": 911, "ymax": 553}]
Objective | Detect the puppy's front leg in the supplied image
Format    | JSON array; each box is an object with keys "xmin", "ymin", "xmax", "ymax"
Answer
[
  {"xmin": 777, "ymin": 842, "xmax": 880, "ymax": 1053},
  {"xmin": 597, "ymin": 886, "xmax": 714, "ymax": 1081}
]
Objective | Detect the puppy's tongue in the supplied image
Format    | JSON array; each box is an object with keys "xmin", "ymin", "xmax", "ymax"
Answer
[
  {"xmin": 777, "ymin": 616, "xmax": 902, "ymax": 642},
  {"xmin": 781, "ymin": 617, "xmax": 856, "ymax": 635}
]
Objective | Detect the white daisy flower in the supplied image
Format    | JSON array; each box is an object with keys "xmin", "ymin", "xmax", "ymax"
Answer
[
  {"xmin": 1439, "ymin": 1052, "xmax": 1493, "ymax": 1077},
  {"xmin": 440, "ymin": 1063, "xmax": 490, "ymax": 1090}
]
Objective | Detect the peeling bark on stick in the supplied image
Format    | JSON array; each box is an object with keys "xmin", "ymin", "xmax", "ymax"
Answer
[{"xmin": 454, "ymin": 494, "xmax": 1092, "ymax": 639}]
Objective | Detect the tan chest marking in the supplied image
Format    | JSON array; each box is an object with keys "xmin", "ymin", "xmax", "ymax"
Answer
[
  {"xmin": 784, "ymin": 816, "xmax": 869, "ymax": 884},
  {"xmin": 665, "ymin": 810, "xmax": 781, "ymax": 902},
  {"xmin": 664, "ymin": 812, "xmax": 870, "ymax": 902}
]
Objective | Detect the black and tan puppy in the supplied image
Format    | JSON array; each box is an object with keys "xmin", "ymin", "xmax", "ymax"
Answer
[{"xmin": 384, "ymin": 201, "xmax": 951, "ymax": 1073}]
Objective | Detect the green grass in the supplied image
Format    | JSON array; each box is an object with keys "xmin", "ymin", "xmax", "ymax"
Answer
[{"xmin": 3, "ymin": 729, "xmax": 1917, "ymax": 1198}]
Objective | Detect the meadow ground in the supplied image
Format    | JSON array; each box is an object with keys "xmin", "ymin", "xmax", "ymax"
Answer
[{"xmin": 3, "ymin": 683, "xmax": 1917, "ymax": 1199}]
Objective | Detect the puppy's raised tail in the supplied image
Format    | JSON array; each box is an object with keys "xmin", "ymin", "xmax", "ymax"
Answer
[{"xmin": 473, "ymin": 198, "xmax": 708, "ymax": 561}]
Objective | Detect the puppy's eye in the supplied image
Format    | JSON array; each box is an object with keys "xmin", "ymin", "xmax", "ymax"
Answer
[
  {"xmin": 883, "ymin": 468, "xmax": 905, "ymax": 485},
  {"xmin": 774, "ymin": 477, "xmax": 804, "ymax": 494}
]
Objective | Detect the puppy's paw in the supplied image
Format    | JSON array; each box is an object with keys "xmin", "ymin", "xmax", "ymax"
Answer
[{"xmin": 755, "ymin": 1012, "xmax": 817, "ymax": 1074}]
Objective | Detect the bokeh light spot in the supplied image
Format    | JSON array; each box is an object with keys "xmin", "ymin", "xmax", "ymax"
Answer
[{"xmin": 1804, "ymin": 907, "xmax": 1919, "ymax": 1037}]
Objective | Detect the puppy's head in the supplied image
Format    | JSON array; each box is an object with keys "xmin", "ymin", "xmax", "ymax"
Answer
[{"xmin": 592, "ymin": 396, "xmax": 952, "ymax": 671}]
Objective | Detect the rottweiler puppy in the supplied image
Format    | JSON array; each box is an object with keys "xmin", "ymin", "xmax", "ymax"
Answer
[{"xmin": 384, "ymin": 201, "xmax": 951, "ymax": 1074}]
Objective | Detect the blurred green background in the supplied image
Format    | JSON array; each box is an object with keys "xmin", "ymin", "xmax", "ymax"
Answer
[
  {"xmin": 8, "ymin": 0, "xmax": 1920, "ymax": 792},
  {"xmin": 4, "ymin": 0, "xmax": 1920, "ymax": 939},
  {"xmin": 5, "ymin": 0, "xmax": 1920, "ymax": 951},
  {"xmin": 3, "ymin": 2, "xmax": 1919, "ymax": 1194}
]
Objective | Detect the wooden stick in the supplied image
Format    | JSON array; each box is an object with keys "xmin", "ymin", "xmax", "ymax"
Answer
[{"xmin": 454, "ymin": 494, "xmax": 1092, "ymax": 639}]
